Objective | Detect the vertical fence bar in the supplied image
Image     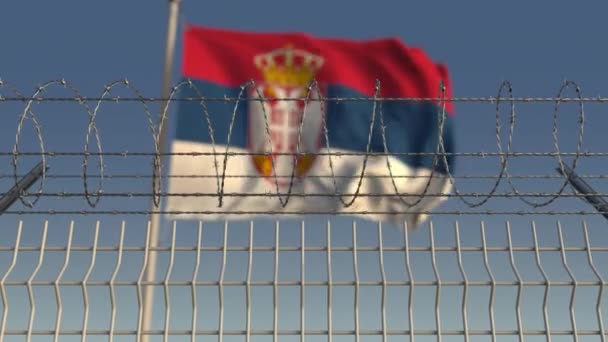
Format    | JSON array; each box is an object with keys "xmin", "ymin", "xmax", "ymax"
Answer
[
  {"xmin": 352, "ymin": 221, "xmax": 360, "ymax": 342},
  {"xmin": 327, "ymin": 220, "xmax": 333, "ymax": 342},
  {"xmin": 532, "ymin": 221, "xmax": 551, "ymax": 342},
  {"xmin": 192, "ymin": 221, "xmax": 203, "ymax": 342},
  {"xmin": 0, "ymin": 221, "xmax": 23, "ymax": 341},
  {"xmin": 246, "ymin": 221, "xmax": 254, "ymax": 342},
  {"xmin": 53, "ymin": 221, "xmax": 74, "ymax": 342},
  {"xmin": 557, "ymin": 222, "xmax": 578, "ymax": 342},
  {"xmin": 454, "ymin": 221, "xmax": 469, "ymax": 342},
  {"xmin": 480, "ymin": 222, "xmax": 497, "ymax": 342},
  {"xmin": 26, "ymin": 221, "xmax": 48, "ymax": 342},
  {"xmin": 218, "ymin": 222, "xmax": 228, "ymax": 342},
  {"xmin": 301, "ymin": 221, "xmax": 306, "ymax": 342},
  {"xmin": 582, "ymin": 221, "xmax": 606, "ymax": 342},
  {"xmin": 82, "ymin": 221, "xmax": 100, "ymax": 342},
  {"xmin": 429, "ymin": 222, "xmax": 441, "ymax": 342},
  {"xmin": 404, "ymin": 221, "xmax": 415, "ymax": 342},
  {"xmin": 164, "ymin": 222, "xmax": 177, "ymax": 342},
  {"xmin": 109, "ymin": 222, "xmax": 126, "ymax": 342},
  {"xmin": 137, "ymin": 221, "xmax": 152, "ymax": 341},
  {"xmin": 378, "ymin": 222, "xmax": 387, "ymax": 342},
  {"xmin": 274, "ymin": 221, "xmax": 280, "ymax": 342},
  {"xmin": 506, "ymin": 221, "xmax": 525, "ymax": 342}
]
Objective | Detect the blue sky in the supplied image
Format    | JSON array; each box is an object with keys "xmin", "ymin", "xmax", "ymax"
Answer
[{"xmin": 0, "ymin": 0, "xmax": 607, "ymax": 338}]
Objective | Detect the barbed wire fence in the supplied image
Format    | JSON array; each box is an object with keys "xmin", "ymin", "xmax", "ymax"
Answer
[{"xmin": 0, "ymin": 79, "xmax": 606, "ymax": 341}]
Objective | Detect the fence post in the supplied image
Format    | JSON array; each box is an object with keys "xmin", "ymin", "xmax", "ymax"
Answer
[{"xmin": 141, "ymin": 0, "xmax": 181, "ymax": 340}]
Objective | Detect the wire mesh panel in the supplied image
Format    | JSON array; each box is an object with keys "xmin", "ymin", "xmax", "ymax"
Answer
[
  {"xmin": 0, "ymin": 79, "xmax": 607, "ymax": 341},
  {"xmin": 0, "ymin": 219, "xmax": 606, "ymax": 341}
]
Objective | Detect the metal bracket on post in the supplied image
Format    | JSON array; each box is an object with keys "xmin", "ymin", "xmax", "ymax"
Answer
[
  {"xmin": 556, "ymin": 164, "xmax": 608, "ymax": 221},
  {"xmin": 141, "ymin": 0, "xmax": 181, "ymax": 340},
  {"xmin": 0, "ymin": 161, "xmax": 48, "ymax": 214}
]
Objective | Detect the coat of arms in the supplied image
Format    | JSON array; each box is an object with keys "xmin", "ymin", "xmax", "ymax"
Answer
[{"xmin": 248, "ymin": 46, "xmax": 325, "ymax": 186}]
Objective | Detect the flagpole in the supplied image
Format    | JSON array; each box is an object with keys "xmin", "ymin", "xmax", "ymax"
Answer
[{"xmin": 142, "ymin": 0, "xmax": 181, "ymax": 340}]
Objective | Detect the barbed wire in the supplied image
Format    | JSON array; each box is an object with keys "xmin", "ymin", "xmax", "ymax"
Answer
[
  {"xmin": 2, "ymin": 173, "xmax": 608, "ymax": 179},
  {"xmin": 2, "ymin": 152, "xmax": 606, "ymax": 156},
  {"xmin": 1, "ymin": 78, "xmax": 604, "ymax": 215},
  {"xmin": 1, "ymin": 210, "xmax": 607, "ymax": 215},
  {"xmin": 1, "ymin": 173, "xmax": 608, "ymax": 180},
  {"xmin": 3, "ymin": 191, "xmax": 608, "ymax": 198},
  {"xmin": 2, "ymin": 96, "xmax": 608, "ymax": 102}
]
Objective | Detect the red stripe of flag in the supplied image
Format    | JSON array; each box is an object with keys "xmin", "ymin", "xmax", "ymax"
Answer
[{"xmin": 183, "ymin": 24, "xmax": 454, "ymax": 114}]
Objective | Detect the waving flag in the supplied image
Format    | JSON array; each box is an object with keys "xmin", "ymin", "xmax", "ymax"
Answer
[{"xmin": 166, "ymin": 25, "xmax": 455, "ymax": 228}]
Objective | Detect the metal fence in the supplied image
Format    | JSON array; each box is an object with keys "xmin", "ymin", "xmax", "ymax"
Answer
[
  {"xmin": 0, "ymin": 79, "xmax": 606, "ymax": 341},
  {"xmin": 0, "ymin": 219, "xmax": 607, "ymax": 341}
]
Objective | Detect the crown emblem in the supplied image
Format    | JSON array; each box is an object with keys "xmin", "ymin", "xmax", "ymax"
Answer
[{"xmin": 254, "ymin": 45, "xmax": 324, "ymax": 87}]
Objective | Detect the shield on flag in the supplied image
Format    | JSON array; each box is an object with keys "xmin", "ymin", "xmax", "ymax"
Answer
[{"xmin": 248, "ymin": 46, "xmax": 325, "ymax": 187}]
